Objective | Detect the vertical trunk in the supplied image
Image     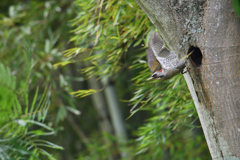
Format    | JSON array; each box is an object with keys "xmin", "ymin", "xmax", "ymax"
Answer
[
  {"xmin": 101, "ymin": 78, "xmax": 128, "ymax": 158},
  {"xmin": 89, "ymin": 76, "xmax": 128, "ymax": 159},
  {"xmin": 135, "ymin": 0, "xmax": 240, "ymax": 159},
  {"xmin": 88, "ymin": 76, "xmax": 113, "ymax": 134},
  {"xmin": 101, "ymin": 78, "xmax": 128, "ymax": 141},
  {"xmin": 88, "ymin": 76, "xmax": 114, "ymax": 160}
]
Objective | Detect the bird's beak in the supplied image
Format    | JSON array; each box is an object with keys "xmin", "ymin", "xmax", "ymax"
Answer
[{"xmin": 146, "ymin": 76, "xmax": 153, "ymax": 81}]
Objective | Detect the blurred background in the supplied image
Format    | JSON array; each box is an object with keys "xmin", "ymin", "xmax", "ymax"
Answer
[{"xmin": 0, "ymin": 0, "xmax": 211, "ymax": 159}]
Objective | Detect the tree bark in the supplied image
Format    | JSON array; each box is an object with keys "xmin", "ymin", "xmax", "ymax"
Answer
[{"xmin": 135, "ymin": 0, "xmax": 240, "ymax": 159}]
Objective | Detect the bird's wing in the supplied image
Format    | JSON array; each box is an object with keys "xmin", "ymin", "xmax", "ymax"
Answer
[
  {"xmin": 148, "ymin": 32, "xmax": 179, "ymax": 69},
  {"xmin": 146, "ymin": 47, "xmax": 161, "ymax": 73},
  {"xmin": 155, "ymin": 47, "xmax": 179, "ymax": 69}
]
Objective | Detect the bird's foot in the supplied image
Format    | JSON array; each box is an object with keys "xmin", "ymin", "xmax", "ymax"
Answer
[
  {"xmin": 181, "ymin": 68, "xmax": 189, "ymax": 74},
  {"xmin": 181, "ymin": 70, "xmax": 187, "ymax": 74}
]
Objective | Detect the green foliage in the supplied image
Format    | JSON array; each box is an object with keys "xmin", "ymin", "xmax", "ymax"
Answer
[
  {"xmin": 0, "ymin": 56, "xmax": 62, "ymax": 159},
  {"xmin": 77, "ymin": 133, "xmax": 130, "ymax": 160},
  {"xmin": 132, "ymin": 75, "xmax": 210, "ymax": 159},
  {"xmin": 0, "ymin": 1, "xmax": 76, "ymax": 159},
  {"xmin": 71, "ymin": 89, "xmax": 97, "ymax": 98},
  {"xmin": 65, "ymin": 0, "xmax": 152, "ymax": 80},
  {"xmin": 233, "ymin": 0, "xmax": 240, "ymax": 17}
]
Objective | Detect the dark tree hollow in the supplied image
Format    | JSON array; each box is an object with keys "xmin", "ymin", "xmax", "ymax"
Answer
[{"xmin": 188, "ymin": 46, "xmax": 202, "ymax": 67}]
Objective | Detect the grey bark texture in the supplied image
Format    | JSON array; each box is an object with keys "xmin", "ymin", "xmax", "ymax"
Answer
[{"xmin": 135, "ymin": 0, "xmax": 240, "ymax": 159}]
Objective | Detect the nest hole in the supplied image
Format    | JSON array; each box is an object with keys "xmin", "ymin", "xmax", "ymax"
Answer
[{"xmin": 188, "ymin": 46, "xmax": 202, "ymax": 67}]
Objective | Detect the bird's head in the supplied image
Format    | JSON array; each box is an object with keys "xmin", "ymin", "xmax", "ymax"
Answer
[{"xmin": 147, "ymin": 69, "xmax": 166, "ymax": 81}]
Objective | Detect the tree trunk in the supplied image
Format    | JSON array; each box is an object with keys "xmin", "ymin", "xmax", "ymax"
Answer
[
  {"xmin": 88, "ymin": 76, "xmax": 114, "ymax": 160},
  {"xmin": 88, "ymin": 76, "xmax": 114, "ymax": 134},
  {"xmin": 101, "ymin": 77, "xmax": 128, "ymax": 158},
  {"xmin": 101, "ymin": 78, "xmax": 128, "ymax": 141},
  {"xmin": 89, "ymin": 76, "xmax": 128, "ymax": 159},
  {"xmin": 135, "ymin": 0, "xmax": 240, "ymax": 159}
]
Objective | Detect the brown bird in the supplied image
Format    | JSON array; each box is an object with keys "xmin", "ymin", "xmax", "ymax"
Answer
[{"xmin": 146, "ymin": 31, "xmax": 193, "ymax": 81}]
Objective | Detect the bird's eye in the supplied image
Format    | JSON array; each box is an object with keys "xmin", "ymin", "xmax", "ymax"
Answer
[{"xmin": 152, "ymin": 74, "xmax": 157, "ymax": 78}]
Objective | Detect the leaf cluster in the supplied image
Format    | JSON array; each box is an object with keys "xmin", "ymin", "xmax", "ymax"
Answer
[
  {"xmin": 0, "ymin": 1, "xmax": 77, "ymax": 159},
  {"xmin": 0, "ymin": 53, "xmax": 62, "ymax": 159},
  {"xmin": 64, "ymin": 0, "xmax": 152, "ymax": 82},
  {"xmin": 233, "ymin": 0, "xmax": 240, "ymax": 17}
]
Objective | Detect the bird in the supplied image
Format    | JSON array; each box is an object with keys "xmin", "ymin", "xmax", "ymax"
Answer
[{"xmin": 146, "ymin": 31, "xmax": 193, "ymax": 81}]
